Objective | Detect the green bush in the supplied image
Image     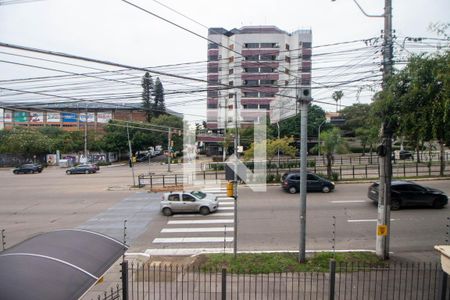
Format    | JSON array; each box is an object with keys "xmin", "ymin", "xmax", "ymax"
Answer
[
  {"xmin": 307, "ymin": 160, "xmax": 316, "ymax": 168},
  {"xmin": 266, "ymin": 174, "xmax": 275, "ymax": 183}
]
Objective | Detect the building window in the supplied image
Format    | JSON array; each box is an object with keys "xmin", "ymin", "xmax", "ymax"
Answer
[
  {"xmin": 244, "ymin": 80, "xmax": 258, "ymax": 87},
  {"xmin": 260, "ymin": 67, "xmax": 274, "ymax": 73},
  {"xmin": 229, "ymin": 93, "xmax": 234, "ymax": 98},
  {"xmin": 207, "ymin": 67, "xmax": 219, "ymax": 73},
  {"xmin": 243, "ymin": 104, "xmax": 258, "ymax": 109},
  {"xmin": 229, "ymin": 56, "xmax": 234, "ymax": 63},
  {"xmin": 260, "ymin": 42, "xmax": 278, "ymax": 48},
  {"xmin": 243, "ymin": 92, "xmax": 259, "ymax": 98},
  {"xmin": 260, "ymin": 92, "xmax": 275, "ymax": 98},
  {"xmin": 208, "ymin": 43, "xmax": 219, "ymax": 49},
  {"xmin": 285, "ymin": 68, "xmax": 290, "ymax": 74},
  {"xmin": 207, "ymin": 90, "xmax": 218, "ymax": 97},
  {"xmin": 244, "ymin": 67, "xmax": 259, "ymax": 73},
  {"xmin": 301, "ymin": 42, "xmax": 312, "ymax": 48},
  {"xmin": 244, "ymin": 43, "xmax": 259, "ymax": 48},
  {"xmin": 229, "ymin": 69, "xmax": 234, "ymax": 75},
  {"xmin": 260, "ymin": 80, "xmax": 276, "ymax": 86},
  {"xmin": 260, "ymin": 104, "xmax": 270, "ymax": 110},
  {"xmin": 285, "ymin": 56, "xmax": 291, "ymax": 63},
  {"xmin": 228, "ymin": 81, "xmax": 233, "ymax": 86},
  {"xmin": 260, "ymin": 55, "xmax": 276, "ymax": 61},
  {"xmin": 245, "ymin": 55, "xmax": 259, "ymax": 61},
  {"xmin": 208, "ymin": 55, "xmax": 218, "ymax": 61},
  {"xmin": 302, "ymin": 54, "xmax": 312, "ymax": 60},
  {"xmin": 285, "ymin": 44, "xmax": 290, "ymax": 50},
  {"xmin": 207, "ymin": 103, "xmax": 218, "ymax": 109}
]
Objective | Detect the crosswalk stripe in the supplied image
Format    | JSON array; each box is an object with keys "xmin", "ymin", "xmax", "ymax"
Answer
[
  {"xmin": 172, "ymin": 212, "xmax": 234, "ymax": 218},
  {"xmin": 153, "ymin": 237, "xmax": 233, "ymax": 243},
  {"xmin": 218, "ymin": 207, "xmax": 234, "ymax": 211},
  {"xmin": 168, "ymin": 219, "xmax": 234, "ymax": 225},
  {"xmin": 161, "ymin": 227, "xmax": 234, "ymax": 233},
  {"xmin": 144, "ymin": 248, "xmax": 233, "ymax": 256}
]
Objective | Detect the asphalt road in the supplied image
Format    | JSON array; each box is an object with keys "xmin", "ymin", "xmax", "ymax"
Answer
[{"xmin": 0, "ymin": 164, "xmax": 448, "ymax": 262}]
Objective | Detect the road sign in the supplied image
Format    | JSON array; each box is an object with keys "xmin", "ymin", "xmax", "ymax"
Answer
[{"xmin": 377, "ymin": 225, "xmax": 388, "ymax": 236}]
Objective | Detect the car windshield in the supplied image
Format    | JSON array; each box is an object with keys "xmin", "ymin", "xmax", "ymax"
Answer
[{"xmin": 191, "ymin": 191, "xmax": 207, "ymax": 199}]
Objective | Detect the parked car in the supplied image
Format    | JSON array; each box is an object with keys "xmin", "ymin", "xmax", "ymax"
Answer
[
  {"xmin": 66, "ymin": 164, "xmax": 97, "ymax": 175},
  {"xmin": 160, "ymin": 191, "xmax": 219, "ymax": 216},
  {"xmin": 399, "ymin": 150, "xmax": 414, "ymax": 160},
  {"xmin": 13, "ymin": 163, "xmax": 43, "ymax": 174},
  {"xmin": 281, "ymin": 172, "xmax": 335, "ymax": 194},
  {"xmin": 85, "ymin": 163, "xmax": 100, "ymax": 171},
  {"xmin": 368, "ymin": 180, "xmax": 448, "ymax": 210}
]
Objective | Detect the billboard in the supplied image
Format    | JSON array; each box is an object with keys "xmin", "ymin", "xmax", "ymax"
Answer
[
  {"xmin": 79, "ymin": 112, "xmax": 95, "ymax": 123},
  {"xmin": 4, "ymin": 110, "xmax": 12, "ymax": 122},
  {"xmin": 97, "ymin": 112, "xmax": 112, "ymax": 123},
  {"xmin": 13, "ymin": 111, "xmax": 28, "ymax": 122},
  {"xmin": 29, "ymin": 112, "xmax": 44, "ymax": 123},
  {"xmin": 47, "ymin": 113, "xmax": 61, "ymax": 123},
  {"xmin": 61, "ymin": 112, "xmax": 77, "ymax": 123}
]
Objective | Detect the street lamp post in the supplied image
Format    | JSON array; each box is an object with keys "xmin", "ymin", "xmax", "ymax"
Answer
[{"xmin": 317, "ymin": 120, "xmax": 327, "ymax": 159}]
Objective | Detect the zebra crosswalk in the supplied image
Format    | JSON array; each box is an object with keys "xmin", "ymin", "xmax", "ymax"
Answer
[{"xmin": 145, "ymin": 188, "xmax": 235, "ymax": 256}]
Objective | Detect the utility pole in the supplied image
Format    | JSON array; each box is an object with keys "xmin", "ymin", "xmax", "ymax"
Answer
[
  {"xmin": 332, "ymin": 0, "xmax": 393, "ymax": 261},
  {"xmin": 126, "ymin": 123, "xmax": 136, "ymax": 186},
  {"xmin": 84, "ymin": 104, "xmax": 88, "ymax": 161},
  {"xmin": 167, "ymin": 127, "xmax": 172, "ymax": 172},
  {"xmin": 376, "ymin": 0, "xmax": 393, "ymax": 260},
  {"xmin": 298, "ymin": 89, "xmax": 311, "ymax": 263},
  {"xmin": 233, "ymin": 92, "xmax": 239, "ymax": 258}
]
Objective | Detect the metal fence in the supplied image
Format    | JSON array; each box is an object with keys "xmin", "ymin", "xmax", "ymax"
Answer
[
  {"xmin": 137, "ymin": 160, "xmax": 450, "ymax": 189},
  {"xmin": 91, "ymin": 260, "xmax": 450, "ymax": 300}
]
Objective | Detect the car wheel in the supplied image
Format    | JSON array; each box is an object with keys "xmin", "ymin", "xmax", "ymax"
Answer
[
  {"xmin": 200, "ymin": 206, "xmax": 210, "ymax": 215},
  {"xmin": 322, "ymin": 186, "xmax": 331, "ymax": 193},
  {"xmin": 13, "ymin": 170, "xmax": 18, "ymax": 174},
  {"xmin": 432, "ymin": 198, "xmax": 445, "ymax": 209},
  {"xmin": 162, "ymin": 207, "xmax": 172, "ymax": 216},
  {"xmin": 85, "ymin": 170, "xmax": 89, "ymax": 174},
  {"xmin": 66, "ymin": 170, "xmax": 71, "ymax": 175},
  {"xmin": 288, "ymin": 186, "xmax": 298, "ymax": 194},
  {"xmin": 391, "ymin": 199, "xmax": 401, "ymax": 210}
]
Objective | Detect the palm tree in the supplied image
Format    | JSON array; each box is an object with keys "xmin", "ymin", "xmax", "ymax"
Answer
[{"xmin": 332, "ymin": 91, "xmax": 344, "ymax": 112}]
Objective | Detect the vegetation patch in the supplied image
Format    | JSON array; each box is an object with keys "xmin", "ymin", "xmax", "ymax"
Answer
[{"xmin": 198, "ymin": 252, "xmax": 386, "ymax": 273}]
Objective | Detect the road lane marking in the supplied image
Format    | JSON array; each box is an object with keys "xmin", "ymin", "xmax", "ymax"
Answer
[
  {"xmin": 218, "ymin": 207, "xmax": 234, "ymax": 210},
  {"xmin": 331, "ymin": 200, "xmax": 369, "ymax": 203},
  {"xmin": 219, "ymin": 202, "xmax": 234, "ymax": 206},
  {"xmin": 153, "ymin": 237, "xmax": 233, "ymax": 243},
  {"xmin": 161, "ymin": 227, "xmax": 234, "ymax": 233},
  {"xmin": 348, "ymin": 219, "xmax": 397, "ymax": 223},
  {"xmin": 168, "ymin": 219, "xmax": 234, "ymax": 225}
]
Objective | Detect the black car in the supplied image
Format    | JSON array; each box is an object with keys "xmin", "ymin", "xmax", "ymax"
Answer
[
  {"xmin": 13, "ymin": 163, "xmax": 43, "ymax": 174},
  {"xmin": 399, "ymin": 150, "xmax": 414, "ymax": 160},
  {"xmin": 281, "ymin": 172, "xmax": 335, "ymax": 194},
  {"xmin": 66, "ymin": 164, "xmax": 97, "ymax": 175},
  {"xmin": 368, "ymin": 180, "xmax": 448, "ymax": 210}
]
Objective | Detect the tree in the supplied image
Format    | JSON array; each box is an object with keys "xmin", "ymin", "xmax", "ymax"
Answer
[
  {"xmin": 142, "ymin": 72, "xmax": 154, "ymax": 122},
  {"xmin": 243, "ymin": 136, "xmax": 297, "ymax": 162},
  {"xmin": 332, "ymin": 90, "xmax": 344, "ymax": 112},
  {"xmin": 373, "ymin": 52, "xmax": 450, "ymax": 175},
  {"xmin": 0, "ymin": 127, "xmax": 52, "ymax": 158},
  {"xmin": 278, "ymin": 104, "xmax": 326, "ymax": 138},
  {"xmin": 340, "ymin": 103, "xmax": 372, "ymax": 136},
  {"xmin": 153, "ymin": 77, "xmax": 166, "ymax": 117},
  {"xmin": 316, "ymin": 127, "xmax": 348, "ymax": 178}
]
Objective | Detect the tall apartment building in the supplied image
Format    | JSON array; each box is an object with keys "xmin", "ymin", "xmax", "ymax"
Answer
[{"xmin": 206, "ymin": 26, "xmax": 312, "ymax": 130}]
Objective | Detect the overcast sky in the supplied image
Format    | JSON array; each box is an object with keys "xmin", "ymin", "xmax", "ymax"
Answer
[{"xmin": 0, "ymin": 0, "xmax": 448, "ymax": 122}]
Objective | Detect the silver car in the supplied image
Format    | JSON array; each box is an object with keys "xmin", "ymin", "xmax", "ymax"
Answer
[{"xmin": 160, "ymin": 191, "xmax": 219, "ymax": 216}]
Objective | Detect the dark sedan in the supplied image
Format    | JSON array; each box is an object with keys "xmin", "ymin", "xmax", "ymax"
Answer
[
  {"xmin": 281, "ymin": 172, "xmax": 335, "ymax": 194},
  {"xmin": 66, "ymin": 164, "xmax": 97, "ymax": 175},
  {"xmin": 13, "ymin": 163, "xmax": 43, "ymax": 174},
  {"xmin": 368, "ymin": 180, "xmax": 448, "ymax": 210}
]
